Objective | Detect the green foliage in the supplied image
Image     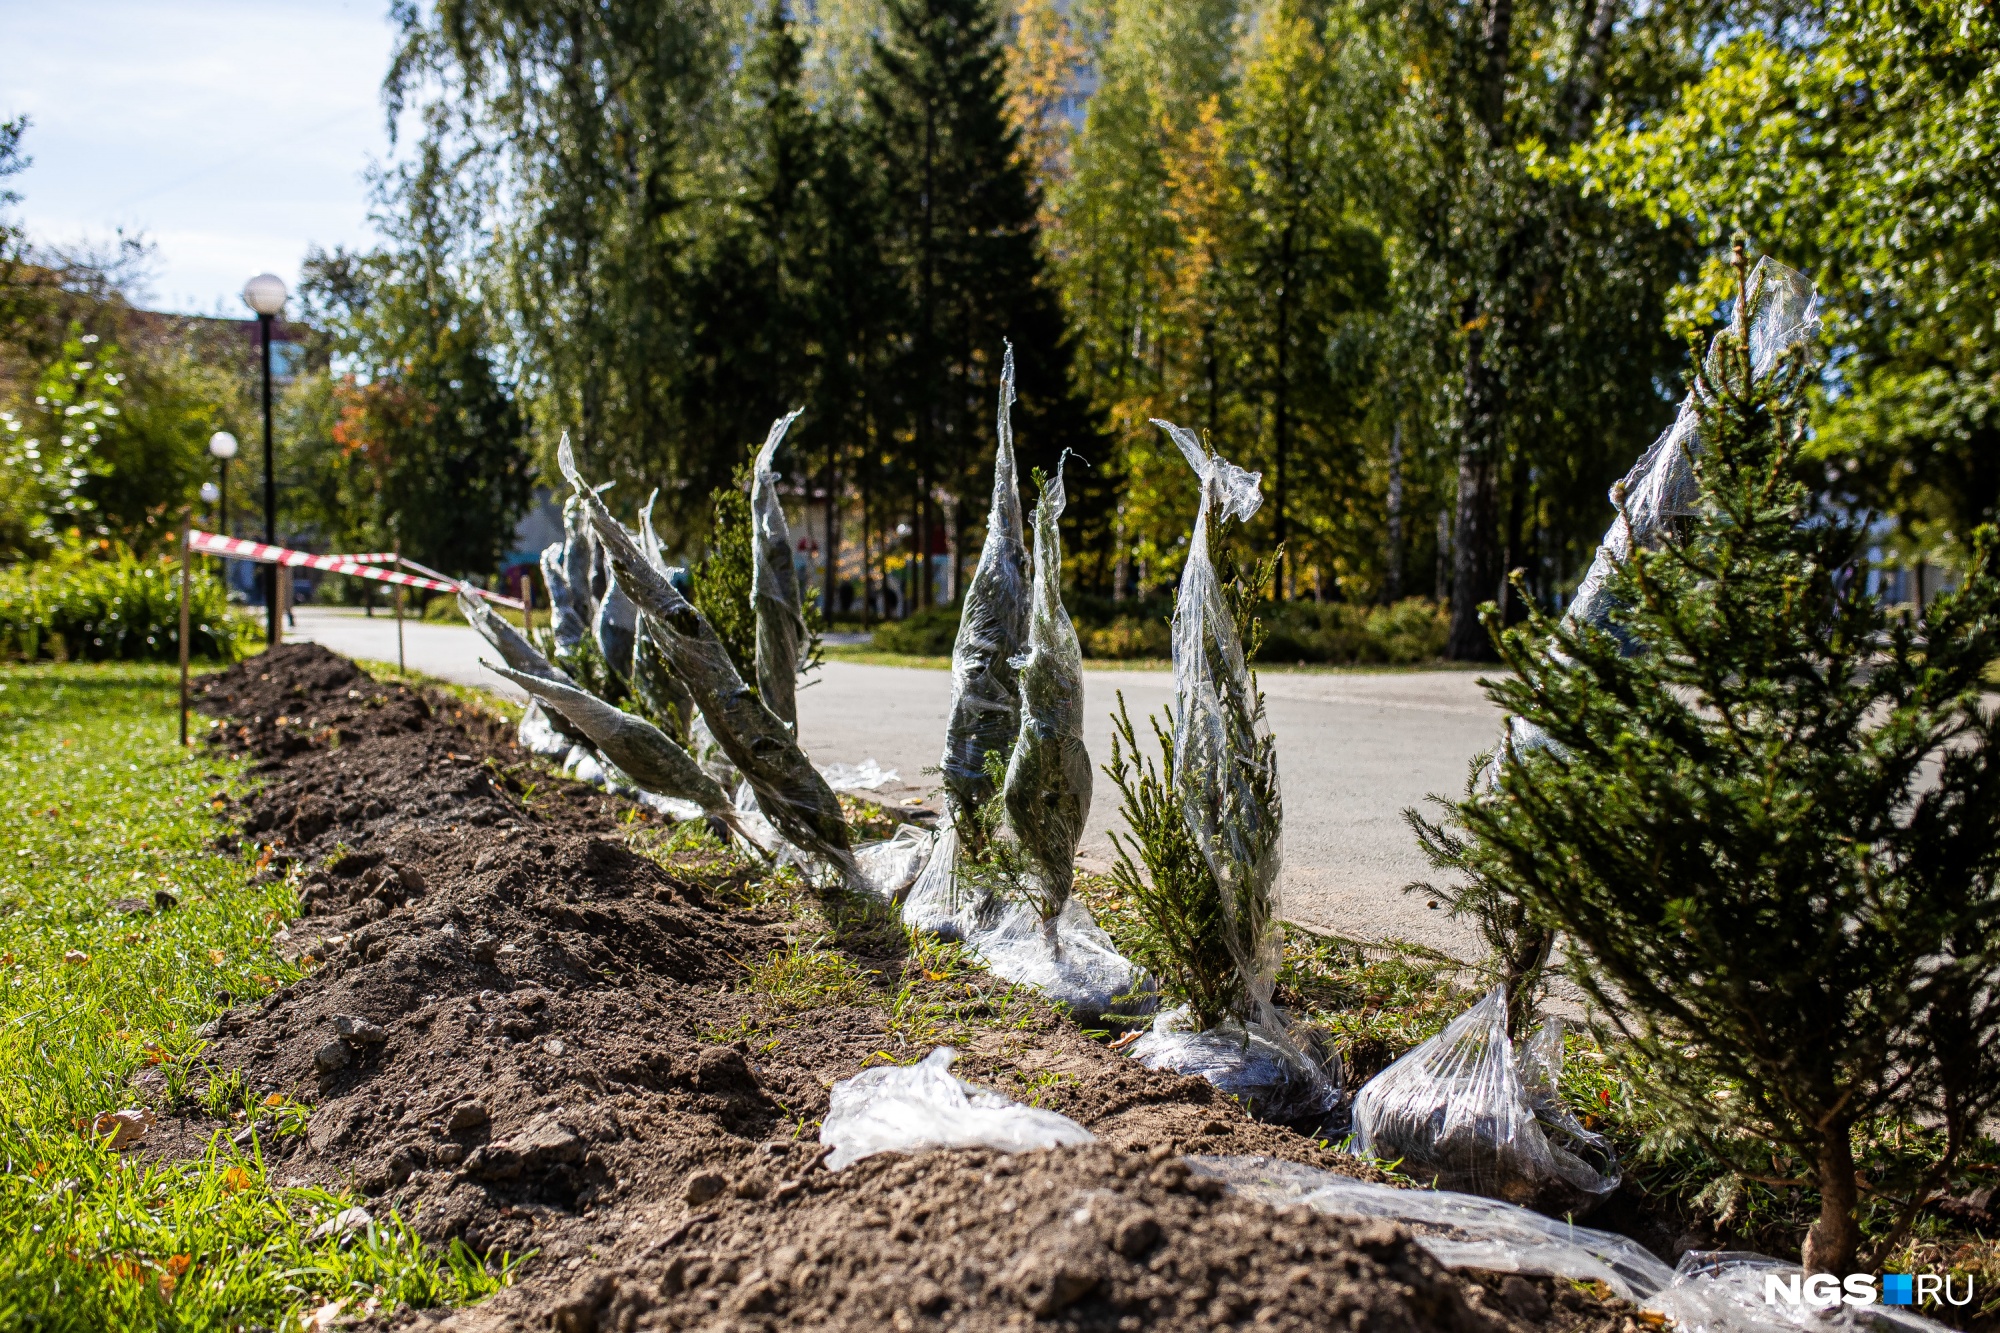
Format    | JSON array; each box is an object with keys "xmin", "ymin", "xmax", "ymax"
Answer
[
  {"xmin": 1411, "ymin": 263, "xmax": 2000, "ymax": 1273},
  {"xmin": 1102, "ymin": 693, "xmax": 1242, "ymax": 1027},
  {"xmin": 871, "ymin": 603, "xmax": 963, "ymax": 656},
  {"xmin": 0, "ymin": 538, "xmax": 252, "ymax": 663},
  {"xmin": 1098, "ymin": 555, "xmax": 1278, "ymax": 1027},
  {"xmin": 0, "ymin": 664, "xmax": 514, "ymax": 1328},
  {"xmin": 1567, "ymin": 0, "xmax": 2000, "ymax": 553},
  {"xmin": 873, "ymin": 590, "xmax": 1447, "ymax": 663},
  {"xmin": 292, "ymin": 141, "xmax": 531, "ymax": 579},
  {"xmin": 0, "ymin": 324, "xmax": 117, "ymax": 557},
  {"xmin": 692, "ymin": 465, "xmax": 759, "ymax": 686}
]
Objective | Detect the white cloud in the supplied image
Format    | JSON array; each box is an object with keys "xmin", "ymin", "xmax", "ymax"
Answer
[{"xmin": 4, "ymin": 0, "xmax": 404, "ymax": 314}]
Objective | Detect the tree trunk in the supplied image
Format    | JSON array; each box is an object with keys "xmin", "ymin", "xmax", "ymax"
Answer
[
  {"xmin": 1385, "ymin": 418, "xmax": 1404, "ymax": 602},
  {"xmin": 1803, "ymin": 1121, "xmax": 1861, "ymax": 1275},
  {"xmin": 1448, "ymin": 308, "xmax": 1505, "ymax": 659}
]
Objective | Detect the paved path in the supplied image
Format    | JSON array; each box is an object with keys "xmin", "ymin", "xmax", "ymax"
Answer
[{"xmin": 290, "ymin": 607, "xmax": 1505, "ymax": 955}]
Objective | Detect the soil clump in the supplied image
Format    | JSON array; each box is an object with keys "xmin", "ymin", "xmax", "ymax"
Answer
[{"xmin": 173, "ymin": 644, "xmax": 1619, "ymax": 1330}]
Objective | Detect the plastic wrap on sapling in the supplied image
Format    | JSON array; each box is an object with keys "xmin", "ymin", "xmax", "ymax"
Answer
[
  {"xmin": 593, "ymin": 579, "xmax": 639, "ymax": 684},
  {"xmin": 1350, "ymin": 986, "xmax": 1618, "ymax": 1214},
  {"xmin": 481, "ymin": 658, "xmax": 739, "ymax": 831},
  {"xmin": 458, "ymin": 585, "xmax": 589, "ymax": 752},
  {"xmin": 1484, "ymin": 259, "xmax": 1821, "ymax": 781},
  {"xmin": 1156, "ymin": 419, "xmax": 1285, "ymax": 1028},
  {"xmin": 1125, "ymin": 419, "xmax": 1336, "ymax": 1122},
  {"xmin": 555, "ymin": 436, "xmax": 853, "ymax": 879},
  {"xmin": 750, "ymin": 408, "xmax": 809, "ymax": 731},
  {"xmin": 940, "ymin": 343, "xmax": 1029, "ymax": 833},
  {"xmin": 541, "ymin": 532, "xmax": 589, "ymax": 657},
  {"xmin": 1003, "ymin": 455, "xmax": 1091, "ymax": 919}
]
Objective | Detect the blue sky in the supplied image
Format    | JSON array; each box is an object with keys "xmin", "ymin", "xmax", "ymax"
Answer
[{"xmin": 3, "ymin": 0, "xmax": 399, "ymax": 316}]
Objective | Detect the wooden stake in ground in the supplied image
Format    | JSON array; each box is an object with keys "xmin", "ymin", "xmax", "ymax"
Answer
[
  {"xmin": 179, "ymin": 525, "xmax": 192, "ymax": 746},
  {"xmin": 394, "ymin": 539, "xmax": 406, "ymax": 673},
  {"xmin": 272, "ymin": 556, "xmax": 287, "ymax": 649}
]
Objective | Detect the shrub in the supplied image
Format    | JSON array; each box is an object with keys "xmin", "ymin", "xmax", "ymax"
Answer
[
  {"xmin": 0, "ymin": 536, "xmax": 252, "ymax": 663},
  {"xmin": 871, "ymin": 593, "xmax": 1447, "ymax": 663},
  {"xmin": 870, "ymin": 603, "xmax": 962, "ymax": 656}
]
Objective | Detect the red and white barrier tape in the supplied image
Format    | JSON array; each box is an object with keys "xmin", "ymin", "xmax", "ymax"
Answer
[{"xmin": 186, "ymin": 530, "xmax": 524, "ymax": 609}]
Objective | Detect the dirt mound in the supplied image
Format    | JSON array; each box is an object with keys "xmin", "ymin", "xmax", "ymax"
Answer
[
  {"xmin": 175, "ymin": 644, "xmax": 1617, "ymax": 1330},
  {"xmin": 440, "ymin": 1144, "xmax": 1614, "ymax": 1333}
]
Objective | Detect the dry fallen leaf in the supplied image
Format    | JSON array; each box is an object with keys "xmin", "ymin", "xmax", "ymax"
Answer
[
  {"xmin": 207, "ymin": 949, "xmax": 225, "ymax": 966},
  {"xmin": 87, "ymin": 1108, "xmax": 156, "ymax": 1150},
  {"xmin": 63, "ymin": 950, "xmax": 89, "ymax": 966},
  {"xmin": 302, "ymin": 1299, "xmax": 346, "ymax": 1332},
  {"xmin": 140, "ymin": 1043, "xmax": 170, "ymax": 1067}
]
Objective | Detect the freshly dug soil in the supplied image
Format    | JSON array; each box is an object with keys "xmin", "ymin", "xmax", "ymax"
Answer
[{"xmin": 174, "ymin": 644, "xmax": 1626, "ymax": 1331}]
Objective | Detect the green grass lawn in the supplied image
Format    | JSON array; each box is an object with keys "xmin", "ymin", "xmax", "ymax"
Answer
[{"xmin": 0, "ymin": 663, "xmax": 511, "ymax": 1331}]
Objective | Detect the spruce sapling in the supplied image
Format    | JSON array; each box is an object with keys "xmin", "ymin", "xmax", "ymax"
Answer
[{"xmin": 1410, "ymin": 246, "xmax": 2000, "ymax": 1273}]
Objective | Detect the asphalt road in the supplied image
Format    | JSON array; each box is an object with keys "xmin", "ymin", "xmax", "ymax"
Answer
[{"xmin": 290, "ymin": 607, "xmax": 1504, "ymax": 956}]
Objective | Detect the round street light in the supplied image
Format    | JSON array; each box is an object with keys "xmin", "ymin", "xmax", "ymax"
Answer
[
  {"xmin": 208, "ymin": 430, "xmax": 238, "ymax": 536},
  {"xmin": 241, "ymin": 273, "xmax": 288, "ymax": 317},
  {"xmin": 241, "ymin": 275, "xmax": 287, "ymax": 646}
]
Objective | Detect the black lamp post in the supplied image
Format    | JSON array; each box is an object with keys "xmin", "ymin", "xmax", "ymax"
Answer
[{"xmin": 241, "ymin": 273, "xmax": 288, "ymax": 647}]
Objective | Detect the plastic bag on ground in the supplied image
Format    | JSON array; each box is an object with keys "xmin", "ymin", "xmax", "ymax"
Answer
[
  {"xmin": 1131, "ymin": 1007, "xmax": 1341, "ymax": 1125},
  {"xmin": 1350, "ymin": 986, "xmax": 1618, "ymax": 1214},
  {"xmin": 1483, "ymin": 259, "xmax": 1820, "ymax": 785},
  {"xmin": 1002, "ymin": 456, "xmax": 1090, "ymax": 919},
  {"xmin": 902, "ymin": 829, "xmax": 1149, "ymax": 1021},
  {"xmin": 819, "ymin": 759, "xmax": 897, "ymax": 791},
  {"xmin": 1653, "ymin": 1252, "xmax": 1950, "ymax": 1333},
  {"xmin": 557, "ymin": 436, "xmax": 854, "ymax": 882},
  {"xmin": 750, "ymin": 409, "xmax": 809, "ymax": 731},
  {"xmin": 851, "ymin": 823, "xmax": 935, "ymax": 901},
  {"xmin": 820, "ymin": 1047, "xmax": 1094, "ymax": 1171},
  {"xmin": 940, "ymin": 343, "xmax": 1029, "ymax": 829},
  {"xmin": 1187, "ymin": 1157, "xmax": 1948, "ymax": 1333}
]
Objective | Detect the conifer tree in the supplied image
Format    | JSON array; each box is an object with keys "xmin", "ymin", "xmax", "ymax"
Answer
[
  {"xmin": 1413, "ymin": 251, "xmax": 2000, "ymax": 1273},
  {"xmin": 860, "ymin": 0, "xmax": 1099, "ymax": 596}
]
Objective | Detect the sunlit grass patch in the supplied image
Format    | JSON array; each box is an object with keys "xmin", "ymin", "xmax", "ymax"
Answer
[
  {"xmin": 0, "ymin": 662, "xmax": 512, "ymax": 1330},
  {"xmin": 741, "ymin": 938, "xmax": 872, "ymax": 1013}
]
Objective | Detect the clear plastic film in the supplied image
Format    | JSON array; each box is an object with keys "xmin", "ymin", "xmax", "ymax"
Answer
[
  {"xmin": 541, "ymin": 515, "xmax": 590, "ymax": 658},
  {"xmin": 819, "ymin": 1047, "xmax": 1094, "ymax": 1172},
  {"xmin": 941, "ymin": 342, "xmax": 1029, "ymax": 827},
  {"xmin": 593, "ymin": 579, "xmax": 639, "ymax": 684},
  {"xmin": 457, "ymin": 586, "xmax": 590, "ymax": 751},
  {"xmin": 1130, "ymin": 1008, "xmax": 1341, "ymax": 1124},
  {"xmin": 1349, "ymin": 986, "xmax": 1618, "ymax": 1214},
  {"xmin": 1187, "ymin": 1157, "xmax": 1949, "ymax": 1333},
  {"xmin": 899, "ymin": 826, "xmax": 1149, "ymax": 1021},
  {"xmin": 561, "ymin": 494, "xmax": 599, "ymax": 642},
  {"xmin": 1488, "ymin": 259, "xmax": 1821, "ymax": 779},
  {"xmin": 751, "ymin": 408, "xmax": 808, "ymax": 731},
  {"xmin": 1150, "ymin": 419, "xmax": 1331, "ymax": 1118},
  {"xmin": 481, "ymin": 658, "xmax": 737, "ymax": 825},
  {"xmin": 1003, "ymin": 455, "xmax": 1091, "ymax": 920},
  {"xmin": 556, "ymin": 436, "xmax": 853, "ymax": 881}
]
